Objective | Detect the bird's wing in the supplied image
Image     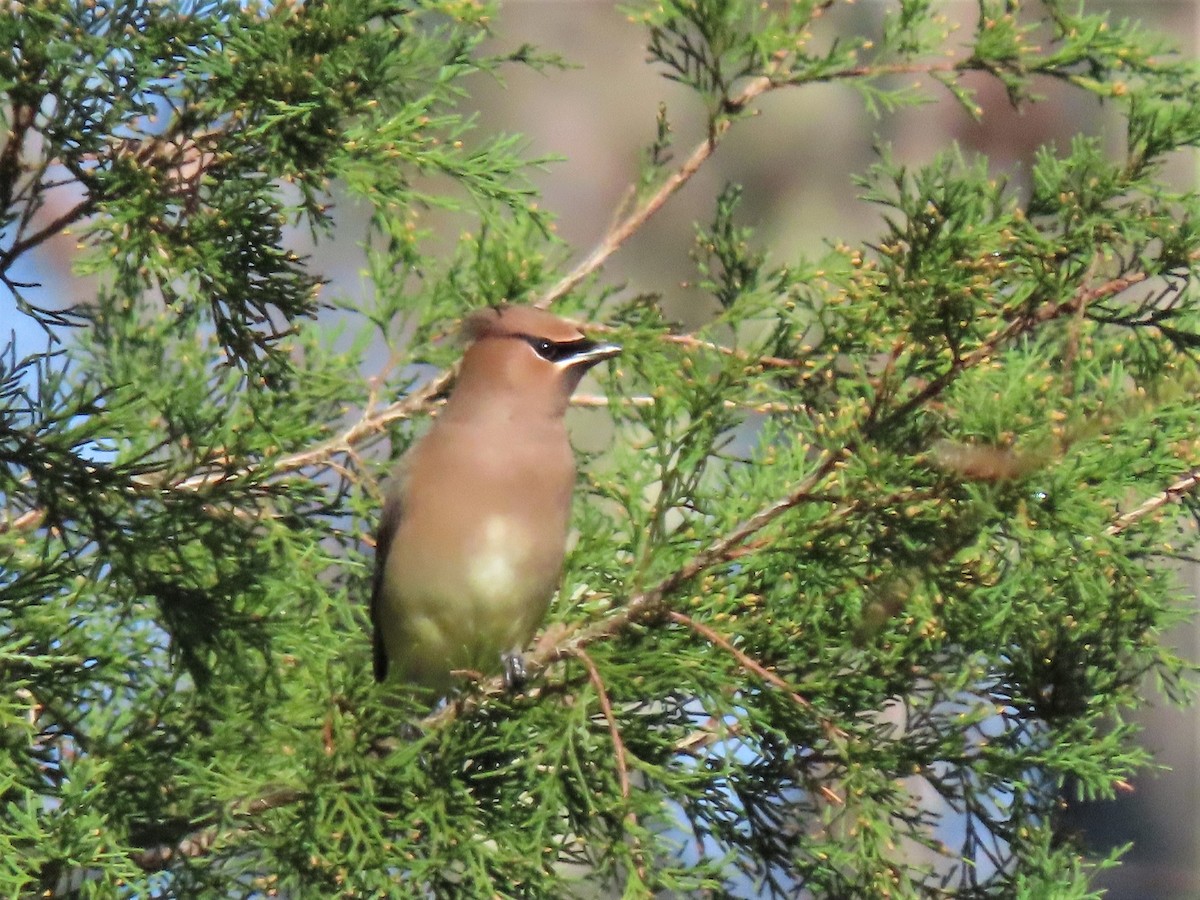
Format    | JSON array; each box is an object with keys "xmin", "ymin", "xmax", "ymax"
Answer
[{"xmin": 370, "ymin": 463, "xmax": 408, "ymax": 683}]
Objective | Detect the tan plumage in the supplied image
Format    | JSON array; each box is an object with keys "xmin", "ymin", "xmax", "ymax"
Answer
[{"xmin": 371, "ymin": 306, "xmax": 620, "ymax": 693}]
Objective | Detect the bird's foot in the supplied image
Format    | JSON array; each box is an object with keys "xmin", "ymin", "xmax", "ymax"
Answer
[{"xmin": 501, "ymin": 652, "xmax": 527, "ymax": 692}]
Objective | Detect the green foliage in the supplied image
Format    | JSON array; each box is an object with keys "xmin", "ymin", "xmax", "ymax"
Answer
[{"xmin": 3, "ymin": 0, "xmax": 1200, "ymax": 897}]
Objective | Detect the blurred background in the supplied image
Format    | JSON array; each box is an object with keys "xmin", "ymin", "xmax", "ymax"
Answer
[{"xmin": 6, "ymin": 1, "xmax": 1198, "ymax": 896}]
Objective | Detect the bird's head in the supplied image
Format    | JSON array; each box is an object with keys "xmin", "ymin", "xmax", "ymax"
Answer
[{"xmin": 449, "ymin": 305, "xmax": 621, "ymax": 420}]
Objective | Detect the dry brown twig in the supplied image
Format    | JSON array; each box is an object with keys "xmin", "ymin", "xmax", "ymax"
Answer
[
  {"xmin": 1107, "ymin": 469, "xmax": 1200, "ymax": 536},
  {"xmin": 572, "ymin": 648, "xmax": 647, "ymax": 879},
  {"xmin": 533, "ymin": 69, "xmax": 780, "ymax": 310},
  {"xmin": 570, "ymin": 393, "xmax": 807, "ymax": 416},
  {"xmin": 574, "ymin": 649, "xmax": 632, "ymax": 802},
  {"xmin": 667, "ymin": 611, "xmax": 847, "ymax": 746},
  {"xmin": 131, "ymin": 788, "xmax": 304, "ymax": 872},
  {"xmin": 660, "ymin": 332, "xmax": 804, "ymax": 370}
]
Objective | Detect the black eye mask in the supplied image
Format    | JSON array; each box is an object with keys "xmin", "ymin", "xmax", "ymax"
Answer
[{"xmin": 519, "ymin": 335, "xmax": 598, "ymax": 363}]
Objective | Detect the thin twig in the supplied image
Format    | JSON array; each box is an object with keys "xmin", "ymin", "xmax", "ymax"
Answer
[
  {"xmin": 574, "ymin": 648, "xmax": 648, "ymax": 883},
  {"xmin": 197, "ymin": 368, "xmax": 455, "ymax": 488},
  {"xmin": 534, "ymin": 71, "xmax": 777, "ymax": 309},
  {"xmin": 533, "ymin": 53, "xmax": 972, "ymax": 310},
  {"xmin": 877, "ymin": 269, "xmax": 1152, "ymax": 433},
  {"xmin": 659, "ymin": 332, "xmax": 803, "ymax": 369},
  {"xmin": 668, "ymin": 611, "xmax": 847, "ymax": 745},
  {"xmin": 0, "ymin": 197, "xmax": 95, "ymax": 272},
  {"xmin": 570, "ymin": 393, "xmax": 806, "ymax": 415},
  {"xmin": 130, "ymin": 788, "xmax": 305, "ymax": 871},
  {"xmin": 667, "ymin": 611, "xmax": 814, "ymax": 711},
  {"xmin": 1106, "ymin": 469, "xmax": 1200, "ymax": 536},
  {"xmin": 575, "ymin": 649, "xmax": 631, "ymax": 802}
]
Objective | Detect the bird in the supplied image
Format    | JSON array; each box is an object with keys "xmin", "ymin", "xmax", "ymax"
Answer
[{"xmin": 370, "ymin": 305, "xmax": 621, "ymax": 695}]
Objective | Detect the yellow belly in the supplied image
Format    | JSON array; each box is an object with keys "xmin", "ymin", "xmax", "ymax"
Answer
[{"xmin": 379, "ymin": 513, "xmax": 562, "ymax": 691}]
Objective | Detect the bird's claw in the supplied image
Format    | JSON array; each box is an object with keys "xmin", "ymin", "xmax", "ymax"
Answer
[{"xmin": 501, "ymin": 652, "xmax": 527, "ymax": 691}]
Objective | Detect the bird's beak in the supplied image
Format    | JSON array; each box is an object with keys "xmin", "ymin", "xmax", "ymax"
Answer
[{"xmin": 558, "ymin": 341, "xmax": 621, "ymax": 370}]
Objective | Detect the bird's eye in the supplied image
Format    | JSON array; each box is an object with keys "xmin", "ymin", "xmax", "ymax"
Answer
[{"xmin": 532, "ymin": 338, "xmax": 555, "ymax": 359}]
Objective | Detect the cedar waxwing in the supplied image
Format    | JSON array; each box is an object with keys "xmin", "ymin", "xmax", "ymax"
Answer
[{"xmin": 370, "ymin": 305, "xmax": 621, "ymax": 694}]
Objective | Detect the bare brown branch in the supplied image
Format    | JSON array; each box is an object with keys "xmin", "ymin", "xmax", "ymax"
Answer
[
  {"xmin": 1107, "ymin": 468, "xmax": 1200, "ymax": 536},
  {"xmin": 575, "ymin": 648, "xmax": 631, "ymax": 802},
  {"xmin": 533, "ymin": 56, "xmax": 967, "ymax": 310},
  {"xmin": 130, "ymin": 788, "xmax": 304, "ymax": 872},
  {"xmin": 659, "ymin": 332, "xmax": 804, "ymax": 370},
  {"xmin": 877, "ymin": 269, "xmax": 1152, "ymax": 433},
  {"xmin": 667, "ymin": 611, "xmax": 814, "ymax": 711},
  {"xmin": 534, "ymin": 72, "xmax": 777, "ymax": 309},
  {"xmin": 570, "ymin": 393, "xmax": 806, "ymax": 415},
  {"xmin": 668, "ymin": 611, "xmax": 848, "ymax": 747}
]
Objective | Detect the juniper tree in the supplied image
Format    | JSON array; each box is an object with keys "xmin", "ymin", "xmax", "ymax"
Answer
[{"xmin": 3, "ymin": 0, "xmax": 1200, "ymax": 897}]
